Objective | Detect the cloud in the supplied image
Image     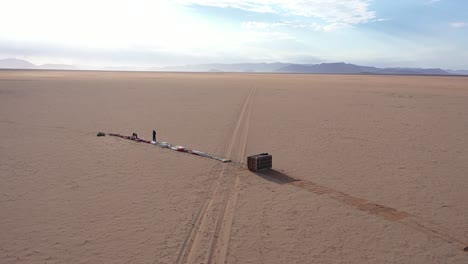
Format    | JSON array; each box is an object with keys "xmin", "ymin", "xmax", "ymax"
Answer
[
  {"xmin": 450, "ymin": 22, "xmax": 467, "ymax": 28},
  {"xmin": 241, "ymin": 20, "xmax": 345, "ymax": 32},
  {"xmin": 242, "ymin": 21, "xmax": 286, "ymax": 30},
  {"xmin": 176, "ymin": 0, "xmax": 276, "ymax": 13},
  {"xmin": 178, "ymin": 0, "xmax": 377, "ymax": 29}
]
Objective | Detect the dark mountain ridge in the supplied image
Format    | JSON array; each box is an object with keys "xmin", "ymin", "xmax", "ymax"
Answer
[
  {"xmin": 277, "ymin": 62, "xmax": 450, "ymax": 75},
  {"xmin": 1, "ymin": 58, "xmax": 466, "ymax": 75}
]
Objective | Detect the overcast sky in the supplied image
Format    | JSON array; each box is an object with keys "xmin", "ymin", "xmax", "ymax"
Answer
[{"xmin": 1, "ymin": 0, "xmax": 467, "ymax": 69}]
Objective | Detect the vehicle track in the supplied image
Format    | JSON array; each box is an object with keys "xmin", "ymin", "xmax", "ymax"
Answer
[
  {"xmin": 175, "ymin": 85, "xmax": 256, "ymax": 264},
  {"xmin": 289, "ymin": 178, "xmax": 468, "ymax": 251},
  {"xmin": 208, "ymin": 85, "xmax": 256, "ymax": 264}
]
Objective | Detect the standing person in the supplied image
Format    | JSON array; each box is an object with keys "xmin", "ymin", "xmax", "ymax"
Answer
[{"xmin": 152, "ymin": 130, "xmax": 157, "ymax": 142}]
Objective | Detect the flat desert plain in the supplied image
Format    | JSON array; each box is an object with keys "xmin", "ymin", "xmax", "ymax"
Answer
[{"xmin": 1, "ymin": 70, "xmax": 467, "ymax": 264}]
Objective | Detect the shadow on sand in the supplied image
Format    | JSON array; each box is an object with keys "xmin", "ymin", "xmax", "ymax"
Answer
[
  {"xmin": 253, "ymin": 169, "xmax": 298, "ymax": 184},
  {"xmin": 252, "ymin": 168, "xmax": 468, "ymax": 251}
]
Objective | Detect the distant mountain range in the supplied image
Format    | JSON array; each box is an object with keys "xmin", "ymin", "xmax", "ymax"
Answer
[
  {"xmin": 1, "ymin": 58, "xmax": 467, "ymax": 76},
  {"xmin": 0, "ymin": 58, "xmax": 75, "ymax": 70},
  {"xmin": 156, "ymin": 62, "xmax": 466, "ymax": 75},
  {"xmin": 152, "ymin": 62, "xmax": 290, "ymax": 73}
]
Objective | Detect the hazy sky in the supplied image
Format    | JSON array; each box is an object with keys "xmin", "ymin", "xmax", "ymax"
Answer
[{"xmin": 1, "ymin": 0, "xmax": 467, "ymax": 69}]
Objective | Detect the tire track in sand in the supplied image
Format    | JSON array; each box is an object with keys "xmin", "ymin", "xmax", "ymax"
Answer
[
  {"xmin": 175, "ymin": 85, "xmax": 256, "ymax": 264},
  {"xmin": 289, "ymin": 179, "xmax": 468, "ymax": 251},
  {"xmin": 207, "ymin": 85, "xmax": 256, "ymax": 264}
]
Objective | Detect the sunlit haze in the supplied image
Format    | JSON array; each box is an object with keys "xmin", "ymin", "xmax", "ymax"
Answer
[{"xmin": 1, "ymin": 0, "xmax": 467, "ymax": 69}]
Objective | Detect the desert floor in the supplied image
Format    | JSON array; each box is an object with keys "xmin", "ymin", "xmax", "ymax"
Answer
[{"xmin": 1, "ymin": 70, "xmax": 467, "ymax": 264}]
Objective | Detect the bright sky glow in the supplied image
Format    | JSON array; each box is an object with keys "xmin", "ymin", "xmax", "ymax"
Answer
[{"xmin": 0, "ymin": 0, "xmax": 467, "ymax": 68}]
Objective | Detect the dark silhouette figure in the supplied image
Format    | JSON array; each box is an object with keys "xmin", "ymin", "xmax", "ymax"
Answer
[
  {"xmin": 152, "ymin": 130, "xmax": 157, "ymax": 142},
  {"xmin": 132, "ymin": 133, "xmax": 138, "ymax": 140}
]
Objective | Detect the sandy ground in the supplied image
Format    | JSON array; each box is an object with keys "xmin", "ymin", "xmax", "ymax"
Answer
[{"xmin": 0, "ymin": 70, "xmax": 467, "ymax": 264}]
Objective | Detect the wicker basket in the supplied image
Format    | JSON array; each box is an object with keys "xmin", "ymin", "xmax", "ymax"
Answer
[{"xmin": 247, "ymin": 153, "xmax": 272, "ymax": 171}]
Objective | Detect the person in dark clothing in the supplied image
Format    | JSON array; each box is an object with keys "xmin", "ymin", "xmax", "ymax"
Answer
[
  {"xmin": 152, "ymin": 130, "xmax": 157, "ymax": 142},
  {"xmin": 132, "ymin": 132, "xmax": 138, "ymax": 140}
]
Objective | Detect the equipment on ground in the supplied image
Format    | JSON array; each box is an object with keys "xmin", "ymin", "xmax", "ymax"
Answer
[
  {"xmin": 106, "ymin": 133, "xmax": 231, "ymax": 163},
  {"xmin": 247, "ymin": 153, "xmax": 272, "ymax": 171}
]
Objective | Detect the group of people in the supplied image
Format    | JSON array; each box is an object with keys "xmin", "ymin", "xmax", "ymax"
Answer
[{"xmin": 131, "ymin": 130, "xmax": 157, "ymax": 142}]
